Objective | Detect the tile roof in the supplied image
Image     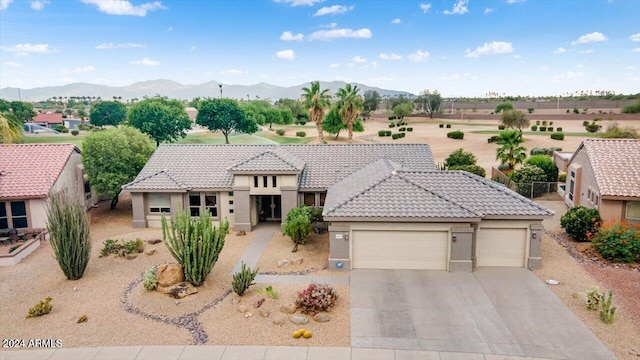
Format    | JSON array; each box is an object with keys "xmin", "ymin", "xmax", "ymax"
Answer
[
  {"xmin": 123, "ymin": 144, "xmax": 436, "ymax": 191},
  {"xmin": 122, "ymin": 170, "xmax": 187, "ymax": 191},
  {"xmin": 229, "ymin": 148, "xmax": 305, "ymax": 172},
  {"xmin": 577, "ymin": 139, "xmax": 640, "ymax": 198},
  {"xmin": 33, "ymin": 113, "xmax": 63, "ymax": 124},
  {"xmin": 0, "ymin": 144, "xmax": 79, "ymax": 199}
]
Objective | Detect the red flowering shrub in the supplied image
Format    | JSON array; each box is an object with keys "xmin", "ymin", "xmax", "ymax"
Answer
[
  {"xmin": 591, "ymin": 221, "xmax": 640, "ymax": 263},
  {"xmin": 295, "ymin": 283, "xmax": 338, "ymax": 315}
]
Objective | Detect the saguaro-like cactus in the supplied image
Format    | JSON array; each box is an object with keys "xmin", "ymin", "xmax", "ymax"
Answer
[
  {"xmin": 162, "ymin": 211, "xmax": 227, "ymax": 287},
  {"xmin": 232, "ymin": 262, "xmax": 259, "ymax": 296}
]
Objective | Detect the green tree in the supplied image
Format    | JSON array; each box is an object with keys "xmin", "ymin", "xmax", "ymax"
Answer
[
  {"xmin": 501, "ymin": 109, "xmax": 530, "ymax": 131},
  {"xmin": 127, "ymin": 97, "xmax": 191, "ymax": 145},
  {"xmin": 525, "ymin": 155, "xmax": 558, "ymax": 182},
  {"xmin": 416, "ymin": 89, "xmax": 442, "ymax": 118},
  {"xmin": 336, "ymin": 84, "xmax": 364, "ymax": 140},
  {"xmin": 393, "ymin": 102, "xmax": 413, "ymax": 119},
  {"xmin": 9, "ymin": 101, "xmax": 36, "ymax": 123},
  {"xmin": 510, "ymin": 164, "xmax": 547, "ymax": 197},
  {"xmin": 0, "ymin": 113, "xmax": 23, "ymax": 143},
  {"xmin": 445, "ymin": 148, "xmax": 477, "ymax": 167},
  {"xmin": 196, "ymin": 98, "xmax": 258, "ymax": 144},
  {"xmin": 264, "ymin": 107, "xmax": 283, "ymax": 129},
  {"xmin": 82, "ymin": 126, "xmax": 155, "ymax": 209},
  {"xmin": 495, "ymin": 130, "xmax": 527, "ymax": 170},
  {"xmin": 301, "ymin": 81, "xmax": 331, "ymax": 143},
  {"xmin": 279, "ymin": 108, "xmax": 294, "ymax": 125},
  {"xmin": 275, "ymin": 98, "xmax": 305, "ymax": 120},
  {"xmin": 362, "ymin": 90, "xmax": 380, "ymax": 119},
  {"xmin": 495, "ymin": 101, "xmax": 514, "ymax": 114},
  {"xmin": 323, "ymin": 105, "xmax": 364, "ymax": 140},
  {"xmin": 283, "ymin": 206, "xmax": 313, "ymax": 252},
  {"xmin": 0, "ymin": 99, "xmax": 10, "ymax": 112},
  {"xmin": 90, "ymin": 101, "xmax": 127, "ymax": 127}
]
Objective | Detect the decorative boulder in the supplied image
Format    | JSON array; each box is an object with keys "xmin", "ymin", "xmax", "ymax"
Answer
[
  {"xmin": 280, "ymin": 303, "xmax": 297, "ymax": 314},
  {"xmin": 290, "ymin": 315, "xmax": 308, "ymax": 325},
  {"xmin": 147, "ymin": 239, "xmax": 162, "ymax": 245},
  {"xmin": 157, "ymin": 264, "xmax": 184, "ymax": 287},
  {"xmin": 144, "ymin": 247, "xmax": 156, "ymax": 256},
  {"xmin": 313, "ymin": 313, "xmax": 330, "ymax": 322},
  {"xmin": 277, "ymin": 259, "xmax": 290, "ymax": 268},
  {"xmin": 157, "ymin": 282, "xmax": 198, "ymax": 299}
]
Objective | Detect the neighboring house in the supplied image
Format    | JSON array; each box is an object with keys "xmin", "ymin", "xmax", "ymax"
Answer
[
  {"xmin": 63, "ymin": 119, "xmax": 82, "ymax": 130},
  {"xmin": 123, "ymin": 144, "xmax": 553, "ymax": 272},
  {"xmin": 0, "ymin": 144, "xmax": 97, "ymax": 232},
  {"xmin": 32, "ymin": 112, "xmax": 63, "ymax": 129},
  {"xmin": 562, "ymin": 139, "xmax": 640, "ymax": 223}
]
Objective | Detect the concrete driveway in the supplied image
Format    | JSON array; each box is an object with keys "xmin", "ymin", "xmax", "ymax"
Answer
[{"xmin": 350, "ymin": 268, "xmax": 615, "ymax": 360}]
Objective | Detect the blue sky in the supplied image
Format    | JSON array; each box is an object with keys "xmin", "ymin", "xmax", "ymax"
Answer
[{"xmin": 1, "ymin": 0, "xmax": 639, "ymax": 96}]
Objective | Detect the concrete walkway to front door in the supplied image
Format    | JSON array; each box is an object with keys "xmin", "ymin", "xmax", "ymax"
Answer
[{"xmin": 350, "ymin": 268, "xmax": 615, "ymax": 360}]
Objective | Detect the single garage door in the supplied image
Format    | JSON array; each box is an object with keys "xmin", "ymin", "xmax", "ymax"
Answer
[
  {"xmin": 477, "ymin": 228, "xmax": 527, "ymax": 267},
  {"xmin": 352, "ymin": 230, "xmax": 448, "ymax": 270}
]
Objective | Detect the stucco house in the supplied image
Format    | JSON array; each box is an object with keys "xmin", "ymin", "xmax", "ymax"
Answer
[
  {"xmin": 123, "ymin": 144, "xmax": 553, "ymax": 272},
  {"xmin": 0, "ymin": 144, "xmax": 97, "ymax": 232},
  {"xmin": 32, "ymin": 112, "xmax": 63, "ymax": 129},
  {"xmin": 560, "ymin": 139, "xmax": 640, "ymax": 223}
]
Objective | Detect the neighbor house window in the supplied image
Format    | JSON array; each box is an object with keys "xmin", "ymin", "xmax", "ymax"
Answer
[
  {"xmin": 253, "ymin": 176, "xmax": 259, "ymax": 188},
  {"xmin": 304, "ymin": 193, "xmax": 315, "ymax": 207},
  {"xmin": 626, "ymin": 202, "xmax": 640, "ymax": 222},
  {"xmin": 568, "ymin": 171, "xmax": 575, "ymax": 202},
  {"xmin": 263, "ymin": 176, "xmax": 268, "ymax": 188},
  {"xmin": 272, "ymin": 176, "xmax": 277, "ymax": 188},
  {"xmin": 319, "ymin": 193, "xmax": 326, "ymax": 207},
  {"xmin": 205, "ymin": 193, "xmax": 218, "ymax": 217},
  {"xmin": 228, "ymin": 191, "xmax": 234, "ymax": 197},
  {"xmin": 189, "ymin": 193, "xmax": 201, "ymax": 217},
  {"xmin": 10, "ymin": 201, "xmax": 28, "ymax": 229},
  {"xmin": 148, "ymin": 193, "xmax": 171, "ymax": 214},
  {"xmin": 0, "ymin": 202, "xmax": 7, "ymax": 230}
]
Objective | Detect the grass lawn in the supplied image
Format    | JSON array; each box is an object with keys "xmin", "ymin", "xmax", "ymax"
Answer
[
  {"xmin": 470, "ymin": 130, "xmax": 600, "ymax": 137},
  {"xmin": 22, "ymin": 134, "xmax": 85, "ymax": 148},
  {"xmin": 176, "ymin": 132, "xmax": 276, "ymax": 144},
  {"xmin": 255, "ymin": 131, "xmax": 314, "ymax": 144}
]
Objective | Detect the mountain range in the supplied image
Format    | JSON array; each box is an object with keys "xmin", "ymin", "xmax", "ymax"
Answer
[{"xmin": 0, "ymin": 80, "xmax": 414, "ymax": 102}]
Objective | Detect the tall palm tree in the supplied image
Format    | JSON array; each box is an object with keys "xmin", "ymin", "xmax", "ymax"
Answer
[
  {"xmin": 495, "ymin": 130, "xmax": 527, "ymax": 171},
  {"xmin": 301, "ymin": 81, "xmax": 331, "ymax": 143},
  {"xmin": 336, "ymin": 84, "xmax": 363, "ymax": 140},
  {"xmin": 0, "ymin": 113, "xmax": 24, "ymax": 144}
]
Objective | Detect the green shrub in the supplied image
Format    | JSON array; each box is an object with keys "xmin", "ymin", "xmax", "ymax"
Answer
[
  {"xmin": 547, "ymin": 126, "xmax": 554, "ymax": 132},
  {"xmin": 591, "ymin": 221, "xmax": 640, "ymax": 263},
  {"xmin": 550, "ymin": 121, "xmax": 554, "ymax": 125},
  {"xmin": 446, "ymin": 124, "xmax": 452, "ymax": 128},
  {"xmin": 539, "ymin": 126, "xmax": 547, "ymax": 131},
  {"xmin": 9, "ymin": 244, "xmax": 21, "ymax": 253},
  {"xmin": 283, "ymin": 206, "xmax": 313, "ymax": 252},
  {"xmin": 530, "ymin": 147, "xmax": 562, "ymax": 156},
  {"xmin": 557, "ymin": 127, "xmax": 563, "ymax": 132},
  {"xmin": 407, "ymin": 127, "xmax": 413, "ymax": 132},
  {"xmin": 586, "ymin": 123, "xmax": 601, "ymax": 133},
  {"xmin": 542, "ymin": 120, "xmax": 547, "ymax": 126},
  {"xmin": 100, "ymin": 238, "xmax": 143, "ymax": 257},
  {"xmin": 536, "ymin": 120, "xmax": 541, "ymax": 125},
  {"xmin": 560, "ymin": 206, "xmax": 601, "ymax": 242},
  {"xmin": 551, "ymin": 132, "xmax": 564, "ymax": 140},
  {"xmin": 448, "ymin": 165, "xmax": 486, "ymax": 177},
  {"xmin": 487, "ymin": 135, "xmax": 500, "ymax": 143},
  {"xmin": 276, "ymin": 129, "xmax": 285, "ymax": 136},
  {"xmin": 162, "ymin": 211, "xmax": 228, "ymax": 287},
  {"xmin": 257, "ymin": 285, "xmax": 279, "ymax": 299},
  {"xmin": 385, "ymin": 130, "xmax": 391, "ymax": 136},
  {"xmin": 621, "ymin": 99, "xmax": 640, "ymax": 113},
  {"xmin": 296, "ymin": 131, "xmax": 306, "ymax": 137},
  {"xmin": 586, "ymin": 286, "xmax": 600, "ymax": 310},
  {"xmin": 531, "ymin": 125, "xmax": 538, "ymax": 131},
  {"xmin": 232, "ymin": 262, "xmax": 259, "ymax": 296},
  {"xmin": 582, "ymin": 120, "xmax": 590, "ymax": 127},
  {"xmin": 54, "ymin": 125, "xmax": 67, "ymax": 133},
  {"xmin": 71, "ymin": 129, "xmax": 79, "ymax": 136},
  {"xmin": 566, "ymin": 109, "xmax": 570, "ymax": 113},
  {"xmin": 445, "ymin": 148, "xmax": 477, "ymax": 167},
  {"xmin": 573, "ymin": 108, "xmax": 579, "ymax": 114},
  {"xmin": 525, "ymin": 155, "xmax": 558, "ymax": 182},
  {"xmin": 399, "ymin": 127, "xmax": 406, "ymax": 132},
  {"xmin": 143, "ymin": 266, "xmax": 158, "ymax": 291},
  {"xmin": 558, "ymin": 173, "xmax": 567, "ymax": 182},
  {"xmin": 510, "ymin": 164, "xmax": 548, "ymax": 197},
  {"xmin": 392, "ymin": 133, "xmax": 401, "ymax": 139},
  {"xmin": 527, "ymin": 108, "xmax": 534, "ymax": 114},
  {"xmin": 498, "ymin": 125, "xmax": 506, "ymax": 130},
  {"xmin": 601, "ymin": 124, "xmax": 639, "ymax": 139},
  {"xmin": 26, "ymin": 297, "xmax": 53, "ymax": 318},
  {"xmin": 46, "ymin": 190, "xmax": 91, "ymax": 280},
  {"xmin": 599, "ymin": 290, "xmax": 616, "ymax": 324},
  {"xmin": 389, "ymin": 123, "xmax": 396, "ymax": 128},
  {"xmin": 400, "ymin": 132, "xmax": 406, "ymax": 138},
  {"xmin": 447, "ymin": 130, "xmax": 464, "ymax": 139},
  {"xmin": 295, "ymin": 283, "xmax": 338, "ymax": 316},
  {"xmin": 388, "ymin": 116, "xmax": 397, "ymax": 120},
  {"xmin": 378, "ymin": 130, "xmax": 387, "ymax": 137},
  {"xmin": 439, "ymin": 124, "xmax": 444, "ymax": 128}
]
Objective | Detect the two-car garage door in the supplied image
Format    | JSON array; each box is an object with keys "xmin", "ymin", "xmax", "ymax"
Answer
[
  {"xmin": 476, "ymin": 228, "xmax": 527, "ymax": 267},
  {"xmin": 352, "ymin": 230, "xmax": 448, "ymax": 270}
]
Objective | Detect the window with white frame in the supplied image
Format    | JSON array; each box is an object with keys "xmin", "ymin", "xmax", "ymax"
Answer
[{"xmin": 148, "ymin": 193, "xmax": 171, "ymax": 214}]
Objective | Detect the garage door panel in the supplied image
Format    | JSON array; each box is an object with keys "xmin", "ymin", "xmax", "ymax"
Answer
[
  {"xmin": 352, "ymin": 230, "xmax": 448, "ymax": 270},
  {"xmin": 477, "ymin": 228, "xmax": 527, "ymax": 267}
]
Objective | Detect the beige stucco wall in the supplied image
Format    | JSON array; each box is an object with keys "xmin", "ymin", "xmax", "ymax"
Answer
[
  {"xmin": 599, "ymin": 199, "xmax": 624, "ymax": 222},
  {"xmin": 51, "ymin": 152, "xmax": 84, "ymax": 204},
  {"xmin": 28, "ymin": 199, "xmax": 48, "ymax": 229}
]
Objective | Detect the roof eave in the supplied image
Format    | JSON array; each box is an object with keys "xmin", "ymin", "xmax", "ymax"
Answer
[{"xmin": 322, "ymin": 215, "xmax": 481, "ymax": 223}]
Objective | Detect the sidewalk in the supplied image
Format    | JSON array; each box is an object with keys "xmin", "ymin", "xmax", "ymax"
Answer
[{"xmin": 0, "ymin": 345, "xmax": 557, "ymax": 360}]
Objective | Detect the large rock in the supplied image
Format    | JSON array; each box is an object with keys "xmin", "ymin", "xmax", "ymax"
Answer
[
  {"xmin": 290, "ymin": 315, "xmax": 308, "ymax": 325},
  {"xmin": 272, "ymin": 315, "xmax": 286, "ymax": 325},
  {"xmin": 147, "ymin": 239, "xmax": 162, "ymax": 245},
  {"xmin": 313, "ymin": 313, "xmax": 330, "ymax": 322},
  {"xmin": 260, "ymin": 308, "xmax": 271, "ymax": 318},
  {"xmin": 157, "ymin": 264, "xmax": 184, "ymax": 287},
  {"xmin": 280, "ymin": 303, "xmax": 297, "ymax": 314},
  {"xmin": 144, "ymin": 247, "xmax": 156, "ymax": 256},
  {"xmin": 125, "ymin": 254, "xmax": 137, "ymax": 260},
  {"xmin": 157, "ymin": 282, "xmax": 198, "ymax": 299}
]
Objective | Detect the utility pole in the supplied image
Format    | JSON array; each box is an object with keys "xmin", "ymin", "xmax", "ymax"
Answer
[{"xmin": 219, "ymin": 84, "xmax": 223, "ymax": 99}]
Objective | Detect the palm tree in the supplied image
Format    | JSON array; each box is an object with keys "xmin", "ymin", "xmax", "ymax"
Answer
[
  {"xmin": 495, "ymin": 130, "xmax": 527, "ymax": 171},
  {"xmin": 335, "ymin": 84, "xmax": 363, "ymax": 140},
  {"xmin": 0, "ymin": 113, "xmax": 24, "ymax": 144},
  {"xmin": 301, "ymin": 81, "xmax": 331, "ymax": 143}
]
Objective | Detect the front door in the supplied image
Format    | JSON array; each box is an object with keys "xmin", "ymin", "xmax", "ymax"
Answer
[{"xmin": 259, "ymin": 195, "xmax": 281, "ymax": 221}]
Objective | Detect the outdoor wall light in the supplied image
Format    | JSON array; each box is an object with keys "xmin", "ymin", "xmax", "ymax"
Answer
[
  {"xmin": 532, "ymin": 233, "xmax": 537, "ymax": 239},
  {"xmin": 452, "ymin": 235, "xmax": 457, "ymax": 242}
]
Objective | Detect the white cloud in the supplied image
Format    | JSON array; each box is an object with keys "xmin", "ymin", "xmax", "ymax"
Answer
[
  {"xmin": 273, "ymin": 0, "xmax": 324, "ymax": 6},
  {"xmin": 308, "ymin": 28, "xmax": 372, "ymax": 41},
  {"xmin": 379, "ymin": 52, "xmax": 402, "ymax": 60},
  {"xmin": 5, "ymin": 61, "xmax": 21, "ymax": 68},
  {"xmin": 80, "ymin": 0, "xmax": 166, "ymax": 17},
  {"xmin": 633, "ymin": 47, "xmax": 640, "ymax": 53},
  {"xmin": 95, "ymin": 42, "xmax": 145, "ymax": 49},
  {"xmin": 351, "ymin": 55, "xmax": 367, "ymax": 63},
  {"xmin": 571, "ymin": 32, "xmax": 608, "ymax": 45},
  {"xmin": 465, "ymin": 41, "xmax": 513, "ymax": 58},
  {"xmin": 313, "ymin": 4, "xmax": 354, "ymax": 16},
  {"xmin": 130, "ymin": 57, "xmax": 160, "ymax": 66},
  {"xmin": 483, "ymin": 8, "xmax": 494, "ymax": 14},
  {"xmin": 391, "ymin": 18, "xmax": 401, "ymax": 24},
  {"xmin": 551, "ymin": 71, "xmax": 584, "ymax": 82},
  {"xmin": 443, "ymin": 0, "xmax": 469, "ymax": 15},
  {"xmin": 73, "ymin": 65, "xmax": 96, "ymax": 73},
  {"xmin": 2, "ymin": 43, "xmax": 55, "ymax": 56},
  {"xmin": 419, "ymin": 3, "xmax": 431, "ymax": 13},
  {"xmin": 30, "ymin": 0, "xmax": 50, "ymax": 10},
  {"xmin": 629, "ymin": 33, "xmax": 640, "ymax": 42},
  {"xmin": 0, "ymin": 0, "xmax": 13, "ymax": 10},
  {"xmin": 280, "ymin": 31, "xmax": 304, "ymax": 41},
  {"xmin": 408, "ymin": 49, "xmax": 430, "ymax": 62},
  {"xmin": 370, "ymin": 61, "xmax": 378, "ymax": 68},
  {"xmin": 329, "ymin": 63, "xmax": 340, "ymax": 68},
  {"xmin": 219, "ymin": 69, "xmax": 246, "ymax": 75},
  {"xmin": 553, "ymin": 47, "xmax": 567, "ymax": 54},
  {"xmin": 538, "ymin": 66, "xmax": 548, "ymax": 72},
  {"xmin": 275, "ymin": 49, "xmax": 295, "ymax": 60}
]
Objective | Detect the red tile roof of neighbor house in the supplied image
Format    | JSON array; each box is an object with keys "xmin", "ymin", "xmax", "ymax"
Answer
[
  {"xmin": 32, "ymin": 113, "xmax": 63, "ymax": 124},
  {"xmin": 578, "ymin": 139, "xmax": 640, "ymax": 198},
  {"xmin": 0, "ymin": 144, "xmax": 79, "ymax": 199}
]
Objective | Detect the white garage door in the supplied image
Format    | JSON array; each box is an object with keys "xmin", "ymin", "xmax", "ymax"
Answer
[
  {"xmin": 477, "ymin": 228, "xmax": 527, "ymax": 267},
  {"xmin": 352, "ymin": 230, "xmax": 448, "ymax": 270}
]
